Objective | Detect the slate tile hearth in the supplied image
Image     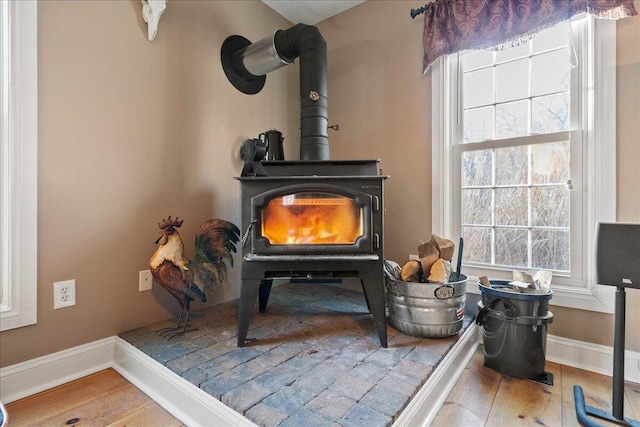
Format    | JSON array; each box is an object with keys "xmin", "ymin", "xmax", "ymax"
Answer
[{"xmin": 120, "ymin": 282, "xmax": 471, "ymax": 427}]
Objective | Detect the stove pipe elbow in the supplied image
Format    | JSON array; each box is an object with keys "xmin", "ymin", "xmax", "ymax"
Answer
[{"xmin": 221, "ymin": 24, "xmax": 329, "ymax": 161}]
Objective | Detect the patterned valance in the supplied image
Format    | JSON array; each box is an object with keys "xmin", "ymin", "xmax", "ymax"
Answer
[{"xmin": 422, "ymin": 0, "xmax": 638, "ymax": 72}]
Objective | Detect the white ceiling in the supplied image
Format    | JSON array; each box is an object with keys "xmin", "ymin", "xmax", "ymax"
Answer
[{"xmin": 261, "ymin": 0, "xmax": 366, "ymax": 25}]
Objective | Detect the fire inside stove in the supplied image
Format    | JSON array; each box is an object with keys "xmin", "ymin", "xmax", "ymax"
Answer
[{"xmin": 261, "ymin": 192, "xmax": 363, "ymax": 245}]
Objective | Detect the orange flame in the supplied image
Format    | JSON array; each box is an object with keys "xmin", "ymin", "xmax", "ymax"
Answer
[{"xmin": 261, "ymin": 195, "xmax": 362, "ymax": 245}]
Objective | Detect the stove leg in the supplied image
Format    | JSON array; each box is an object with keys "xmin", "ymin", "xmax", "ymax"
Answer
[
  {"xmin": 237, "ymin": 279, "xmax": 261, "ymax": 347},
  {"xmin": 259, "ymin": 279, "xmax": 273, "ymax": 313},
  {"xmin": 361, "ymin": 277, "xmax": 388, "ymax": 348},
  {"xmin": 360, "ymin": 283, "xmax": 372, "ymax": 313}
]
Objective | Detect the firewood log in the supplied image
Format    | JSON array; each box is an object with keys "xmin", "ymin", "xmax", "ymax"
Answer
[
  {"xmin": 427, "ymin": 258, "xmax": 452, "ymax": 283},
  {"xmin": 418, "ymin": 241, "xmax": 439, "ymax": 279},
  {"xmin": 401, "ymin": 260, "xmax": 423, "ymax": 282},
  {"xmin": 430, "ymin": 234, "xmax": 455, "ymax": 261}
]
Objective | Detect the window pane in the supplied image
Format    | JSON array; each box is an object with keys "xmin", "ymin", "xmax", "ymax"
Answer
[
  {"xmin": 532, "ymin": 229, "xmax": 570, "ymax": 271},
  {"xmin": 531, "ymin": 48, "xmax": 571, "ymax": 96},
  {"xmin": 495, "ymin": 228, "xmax": 528, "ymax": 267},
  {"xmin": 463, "ymin": 68, "xmax": 494, "ymax": 108},
  {"xmin": 458, "ymin": 142, "xmax": 572, "ymax": 270},
  {"xmin": 532, "ymin": 186, "xmax": 570, "ymax": 227},
  {"xmin": 496, "ymin": 188, "xmax": 527, "ymax": 226},
  {"xmin": 495, "ymin": 146, "xmax": 527, "ymax": 185},
  {"xmin": 532, "ymin": 93, "xmax": 569, "ymax": 134},
  {"xmin": 532, "ymin": 22, "xmax": 570, "ymax": 53},
  {"xmin": 463, "ymin": 226, "xmax": 492, "ymax": 264},
  {"xmin": 531, "ymin": 141, "xmax": 569, "ymax": 184},
  {"xmin": 463, "ymin": 106, "xmax": 494, "ymax": 143},
  {"xmin": 496, "ymin": 59, "xmax": 529, "ymax": 103},
  {"xmin": 463, "ymin": 50, "xmax": 493, "ymax": 71},
  {"xmin": 463, "ymin": 189, "xmax": 492, "ymax": 225},
  {"xmin": 462, "ymin": 150, "xmax": 492, "ymax": 186},
  {"xmin": 496, "ymin": 42, "xmax": 530, "ymax": 63},
  {"xmin": 496, "ymin": 100, "xmax": 529, "ymax": 139}
]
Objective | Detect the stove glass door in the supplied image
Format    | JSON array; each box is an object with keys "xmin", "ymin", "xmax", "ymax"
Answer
[{"xmin": 261, "ymin": 192, "xmax": 363, "ymax": 245}]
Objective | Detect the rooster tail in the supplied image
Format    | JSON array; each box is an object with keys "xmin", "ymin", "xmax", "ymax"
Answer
[
  {"xmin": 189, "ymin": 263, "xmax": 220, "ymax": 295},
  {"xmin": 192, "ymin": 219, "xmax": 241, "ymax": 294},
  {"xmin": 197, "ymin": 219, "xmax": 240, "ymax": 238}
]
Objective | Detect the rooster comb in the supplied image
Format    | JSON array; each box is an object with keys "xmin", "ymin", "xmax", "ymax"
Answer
[{"xmin": 158, "ymin": 216, "xmax": 184, "ymax": 229}]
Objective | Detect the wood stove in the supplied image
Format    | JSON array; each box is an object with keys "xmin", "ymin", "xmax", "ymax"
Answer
[
  {"xmin": 236, "ymin": 160, "xmax": 388, "ymax": 347},
  {"xmin": 222, "ymin": 24, "xmax": 388, "ymax": 347}
]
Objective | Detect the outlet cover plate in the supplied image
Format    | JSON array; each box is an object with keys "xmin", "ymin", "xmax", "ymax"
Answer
[
  {"xmin": 139, "ymin": 270, "xmax": 153, "ymax": 291},
  {"xmin": 54, "ymin": 279, "xmax": 76, "ymax": 309}
]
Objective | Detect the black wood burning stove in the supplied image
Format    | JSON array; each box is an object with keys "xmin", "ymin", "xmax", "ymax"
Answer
[
  {"xmin": 235, "ymin": 160, "xmax": 388, "ymax": 347},
  {"xmin": 222, "ymin": 24, "xmax": 389, "ymax": 347}
]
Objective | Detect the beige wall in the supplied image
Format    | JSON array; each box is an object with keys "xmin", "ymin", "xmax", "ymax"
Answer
[
  {"xmin": 0, "ymin": 0, "xmax": 299, "ymax": 367},
  {"xmin": 318, "ymin": 2, "xmax": 432, "ymax": 262},
  {"xmin": 1, "ymin": 0, "xmax": 638, "ymax": 368},
  {"xmin": 317, "ymin": 1, "xmax": 640, "ymax": 352}
]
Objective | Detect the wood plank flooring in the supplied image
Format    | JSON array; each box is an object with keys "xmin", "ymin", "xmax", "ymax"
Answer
[
  {"xmin": 5, "ymin": 369, "xmax": 183, "ymax": 427},
  {"xmin": 5, "ymin": 347, "xmax": 640, "ymax": 427},
  {"xmin": 432, "ymin": 347, "xmax": 640, "ymax": 427}
]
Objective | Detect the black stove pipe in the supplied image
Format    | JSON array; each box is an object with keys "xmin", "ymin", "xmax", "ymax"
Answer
[
  {"xmin": 221, "ymin": 24, "xmax": 329, "ymax": 161},
  {"xmin": 276, "ymin": 25, "xmax": 329, "ymax": 161}
]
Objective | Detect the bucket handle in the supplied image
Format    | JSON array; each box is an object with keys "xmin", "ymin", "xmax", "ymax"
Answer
[
  {"xmin": 476, "ymin": 298, "xmax": 516, "ymax": 326},
  {"xmin": 477, "ymin": 298, "xmax": 553, "ymax": 326}
]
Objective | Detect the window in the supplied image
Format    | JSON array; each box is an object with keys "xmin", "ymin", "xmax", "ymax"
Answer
[
  {"xmin": 1, "ymin": 0, "xmax": 38, "ymax": 331},
  {"xmin": 432, "ymin": 15, "xmax": 616, "ymax": 312}
]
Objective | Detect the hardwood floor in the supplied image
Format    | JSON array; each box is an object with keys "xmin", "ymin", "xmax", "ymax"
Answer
[
  {"xmin": 5, "ymin": 369, "xmax": 183, "ymax": 427},
  {"xmin": 5, "ymin": 347, "xmax": 640, "ymax": 426},
  {"xmin": 432, "ymin": 347, "xmax": 640, "ymax": 427}
]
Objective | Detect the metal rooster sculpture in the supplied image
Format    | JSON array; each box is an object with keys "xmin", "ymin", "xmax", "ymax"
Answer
[{"xmin": 150, "ymin": 216, "xmax": 240, "ymax": 337}]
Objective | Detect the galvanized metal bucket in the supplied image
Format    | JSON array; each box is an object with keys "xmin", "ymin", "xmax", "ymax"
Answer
[{"xmin": 386, "ymin": 274, "xmax": 467, "ymax": 338}]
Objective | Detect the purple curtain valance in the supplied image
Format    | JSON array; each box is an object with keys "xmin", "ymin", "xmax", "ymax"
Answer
[{"xmin": 422, "ymin": 0, "xmax": 638, "ymax": 72}]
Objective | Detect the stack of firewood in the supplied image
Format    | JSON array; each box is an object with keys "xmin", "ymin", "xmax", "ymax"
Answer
[{"xmin": 400, "ymin": 234, "xmax": 456, "ymax": 284}]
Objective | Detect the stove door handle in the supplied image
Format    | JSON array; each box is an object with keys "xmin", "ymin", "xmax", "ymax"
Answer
[{"xmin": 242, "ymin": 220, "xmax": 257, "ymax": 248}]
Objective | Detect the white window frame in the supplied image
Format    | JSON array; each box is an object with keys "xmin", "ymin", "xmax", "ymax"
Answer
[
  {"xmin": 432, "ymin": 16, "xmax": 616, "ymax": 313},
  {"xmin": 1, "ymin": 0, "xmax": 38, "ymax": 331}
]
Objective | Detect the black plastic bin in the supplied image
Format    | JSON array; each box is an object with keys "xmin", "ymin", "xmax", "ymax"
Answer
[{"xmin": 476, "ymin": 280, "xmax": 553, "ymax": 382}]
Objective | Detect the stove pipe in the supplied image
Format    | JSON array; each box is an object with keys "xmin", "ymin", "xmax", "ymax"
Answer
[{"xmin": 221, "ymin": 24, "xmax": 329, "ymax": 161}]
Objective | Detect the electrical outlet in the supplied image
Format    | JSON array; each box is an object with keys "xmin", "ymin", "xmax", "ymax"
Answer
[
  {"xmin": 139, "ymin": 270, "xmax": 153, "ymax": 291},
  {"xmin": 54, "ymin": 279, "xmax": 76, "ymax": 309}
]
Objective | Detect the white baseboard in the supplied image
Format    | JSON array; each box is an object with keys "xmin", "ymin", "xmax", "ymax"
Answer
[
  {"xmin": 0, "ymin": 336, "xmax": 256, "ymax": 426},
  {"xmin": 0, "ymin": 336, "xmax": 115, "ymax": 403},
  {"xmin": 113, "ymin": 337, "xmax": 256, "ymax": 427},
  {"xmin": 393, "ymin": 322, "xmax": 479, "ymax": 427},
  {"xmin": 2, "ymin": 329, "xmax": 637, "ymax": 427},
  {"xmin": 546, "ymin": 334, "xmax": 640, "ymax": 384}
]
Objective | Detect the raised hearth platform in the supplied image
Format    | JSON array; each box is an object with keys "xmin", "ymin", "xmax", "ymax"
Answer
[{"xmin": 120, "ymin": 282, "xmax": 476, "ymax": 426}]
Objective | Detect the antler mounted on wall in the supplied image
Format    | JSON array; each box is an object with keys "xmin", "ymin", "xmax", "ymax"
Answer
[{"xmin": 141, "ymin": 0, "xmax": 166, "ymax": 42}]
